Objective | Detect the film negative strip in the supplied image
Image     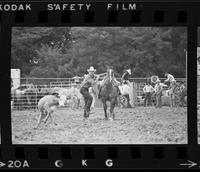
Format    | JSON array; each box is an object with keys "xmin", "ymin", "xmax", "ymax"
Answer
[{"xmin": 0, "ymin": 0, "xmax": 200, "ymax": 169}]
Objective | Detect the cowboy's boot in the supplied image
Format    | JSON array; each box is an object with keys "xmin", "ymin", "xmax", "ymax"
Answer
[
  {"xmin": 83, "ymin": 109, "xmax": 87, "ymax": 118},
  {"xmin": 86, "ymin": 110, "xmax": 90, "ymax": 117},
  {"xmin": 83, "ymin": 109, "xmax": 90, "ymax": 119}
]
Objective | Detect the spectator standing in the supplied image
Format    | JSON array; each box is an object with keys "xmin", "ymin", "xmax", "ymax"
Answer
[
  {"xmin": 143, "ymin": 81, "xmax": 154, "ymax": 107},
  {"xmin": 154, "ymin": 79, "xmax": 163, "ymax": 108}
]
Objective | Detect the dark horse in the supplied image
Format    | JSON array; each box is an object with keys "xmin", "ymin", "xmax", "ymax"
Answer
[{"xmin": 99, "ymin": 69, "xmax": 119, "ymax": 120}]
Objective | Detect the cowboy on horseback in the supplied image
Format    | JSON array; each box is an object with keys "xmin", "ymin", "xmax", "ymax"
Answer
[
  {"xmin": 121, "ymin": 68, "xmax": 132, "ymax": 86},
  {"xmin": 80, "ymin": 66, "xmax": 100, "ymax": 119}
]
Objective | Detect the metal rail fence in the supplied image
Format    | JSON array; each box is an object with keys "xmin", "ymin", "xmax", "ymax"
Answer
[
  {"xmin": 198, "ymin": 75, "xmax": 200, "ymax": 104},
  {"xmin": 11, "ymin": 77, "xmax": 186, "ymax": 110}
]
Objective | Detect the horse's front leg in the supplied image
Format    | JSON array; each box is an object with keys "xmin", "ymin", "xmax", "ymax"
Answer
[
  {"xmin": 102, "ymin": 100, "xmax": 108, "ymax": 120},
  {"xmin": 110, "ymin": 98, "xmax": 116, "ymax": 120}
]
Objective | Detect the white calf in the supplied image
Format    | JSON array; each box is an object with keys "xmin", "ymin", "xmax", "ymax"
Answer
[
  {"xmin": 56, "ymin": 87, "xmax": 83, "ymax": 109},
  {"xmin": 34, "ymin": 95, "xmax": 65, "ymax": 129}
]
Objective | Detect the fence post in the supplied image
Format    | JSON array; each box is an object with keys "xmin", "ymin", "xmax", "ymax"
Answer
[
  {"xmin": 132, "ymin": 82, "xmax": 137, "ymax": 107},
  {"xmin": 35, "ymin": 87, "xmax": 37, "ymax": 110}
]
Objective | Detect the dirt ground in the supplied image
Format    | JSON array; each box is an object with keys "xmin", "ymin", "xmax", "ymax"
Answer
[{"xmin": 11, "ymin": 106, "xmax": 187, "ymax": 144}]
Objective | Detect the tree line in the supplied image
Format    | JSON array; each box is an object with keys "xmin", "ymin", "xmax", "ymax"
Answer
[{"xmin": 11, "ymin": 27, "xmax": 187, "ymax": 78}]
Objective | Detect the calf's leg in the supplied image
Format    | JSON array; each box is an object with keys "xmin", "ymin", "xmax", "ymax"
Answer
[
  {"xmin": 49, "ymin": 112, "xmax": 57, "ymax": 126},
  {"xmin": 43, "ymin": 110, "xmax": 51, "ymax": 123},
  {"xmin": 34, "ymin": 111, "xmax": 43, "ymax": 129}
]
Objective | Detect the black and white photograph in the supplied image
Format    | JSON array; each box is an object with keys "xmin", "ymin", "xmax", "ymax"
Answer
[
  {"xmin": 11, "ymin": 27, "xmax": 187, "ymax": 144},
  {"xmin": 0, "ymin": 26, "xmax": 1, "ymax": 145},
  {"xmin": 197, "ymin": 27, "xmax": 200, "ymax": 144}
]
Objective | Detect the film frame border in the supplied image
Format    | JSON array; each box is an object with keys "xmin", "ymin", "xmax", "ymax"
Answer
[{"xmin": 0, "ymin": 0, "xmax": 199, "ymax": 169}]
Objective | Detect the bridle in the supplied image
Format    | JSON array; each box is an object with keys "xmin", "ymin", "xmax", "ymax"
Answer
[
  {"xmin": 106, "ymin": 69, "xmax": 115, "ymax": 83},
  {"xmin": 108, "ymin": 69, "xmax": 112, "ymax": 82}
]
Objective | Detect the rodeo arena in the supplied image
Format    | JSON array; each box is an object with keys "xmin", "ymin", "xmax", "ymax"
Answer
[{"xmin": 11, "ymin": 68, "xmax": 187, "ymax": 144}]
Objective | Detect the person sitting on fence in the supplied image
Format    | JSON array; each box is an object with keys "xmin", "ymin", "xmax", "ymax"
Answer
[
  {"xmin": 143, "ymin": 81, "xmax": 154, "ymax": 107},
  {"xmin": 164, "ymin": 72, "xmax": 176, "ymax": 89}
]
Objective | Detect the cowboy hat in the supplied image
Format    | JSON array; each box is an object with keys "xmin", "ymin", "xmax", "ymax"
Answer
[{"xmin": 87, "ymin": 66, "xmax": 96, "ymax": 72}]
